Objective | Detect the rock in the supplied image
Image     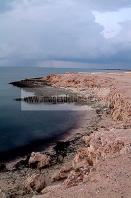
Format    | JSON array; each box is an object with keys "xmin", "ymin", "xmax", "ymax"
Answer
[
  {"xmin": 82, "ymin": 130, "xmax": 126, "ymax": 163},
  {"xmin": 102, "ymin": 140, "xmax": 124, "ymax": 157},
  {"xmin": 24, "ymin": 173, "xmax": 46, "ymax": 193},
  {"xmin": 49, "ymin": 159, "xmax": 90, "ymax": 189},
  {"xmin": 64, "ymin": 170, "xmax": 83, "ymax": 188},
  {"xmin": 0, "ymin": 189, "xmax": 9, "ymax": 198},
  {"xmin": 120, "ymin": 144, "xmax": 131, "ymax": 155},
  {"xmin": 7, "ymin": 157, "xmax": 29, "ymax": 171},
  {"xmin": 10, "ymin": 78, "xmax": 46, "ymax": 88},
  {"xmin": 53, "ymin": 141, "xmax": 70, "ymax": 162},
  {"xmin": 72, "ymin": 148, "xmax": 93, "ymax": 170},
  {"xmin": 41, "ymin": 184, "xmax": 62, "ymax": 194},
  {"xmin": 52, "ymin": 171, "xmax": 61, "ymax": 182},
  {"xmin": 29, "ymin": 152, "xmax": 50, "ymax": 169},
  {"xmin": 107, "ymin": 90, "xmax": 131, "ymax": 122},
  {"xmin": 14, "ymin": 157, "xmax": 29, "ymax": 169},
  {"xmin": 52, "ymin": 163, "xmax": 72, "ymax": 182},
  {"xmin": 82, "ymin": 136, "xmax": 91, "ymax": 146},
  {"xmin": 64, "ymin": 164, "xmax": 90, "ymax": 188},
  {"xmin": 96, "ymin": 108, "xmax": 103, "ymax": 116},
  {"xmin": 73, "ymin": 158, "xmax": 90, "ymax": 170}
]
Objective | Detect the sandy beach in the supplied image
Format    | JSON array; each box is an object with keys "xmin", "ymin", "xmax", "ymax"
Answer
[{"xmin": 0, "ymin": 72, "xmax": 131, "ymax": 198}]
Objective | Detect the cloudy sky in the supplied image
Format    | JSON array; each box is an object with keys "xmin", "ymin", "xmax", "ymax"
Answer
[{"xmin": 0, "ymin": 0, "xmax": 131, "ymax": 68}]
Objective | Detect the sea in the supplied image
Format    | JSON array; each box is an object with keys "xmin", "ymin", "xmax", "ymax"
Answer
[{"xmin": 0, "ymin": 66, "xmax": 130, "ymax": 160}]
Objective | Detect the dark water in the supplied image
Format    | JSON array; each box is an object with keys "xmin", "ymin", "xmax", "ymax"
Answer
[
  {"xmin": 0, "ymin": 67, "xmax": 86, "ymax": 159},
  {"xmin": 0, "ymin": 66, "xmax": 130, "ymax": 160}
]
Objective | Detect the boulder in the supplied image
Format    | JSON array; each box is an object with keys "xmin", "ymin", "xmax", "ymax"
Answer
[
  {"xmin": 52, "ymin": 163, "xmax": 72, "ymax": 182},
  {"xmin": 64, "ymin": 170, "xmax": 83, "ymax": 188},
  {"xmin": 41, "ymin": 184, "xmax": 62, "ymax": 194},
  {"xmin": 72, "ymin": 148, "xmax": 93, "ymax": 170},
  {"xmin": 82, "ymin": 136, "xmax": 91, "ymax": 146},
  {"xmin": 29, "ymin": 152, "xmax": 50, "ymax": 169},
  {"xmin": 24, "ymin": 173, "xmax": 46, "ymax": 193},
  {"xmin": 64, "ymin": 165, "xmax": 90, "ymax": 188}
]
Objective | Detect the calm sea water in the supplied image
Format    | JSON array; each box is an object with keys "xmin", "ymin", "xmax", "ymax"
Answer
[{"xmin": 0, "ymin": 66, "xmax": 130, "ymax": 160}]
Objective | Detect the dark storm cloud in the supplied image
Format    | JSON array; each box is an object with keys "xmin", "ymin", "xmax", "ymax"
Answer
[
  {"xmin": 1, "ymin": 0, "xmax": 131, "ymax": 13},
  {"xmin": 0, "ymin": 0, "xmax": 131, "ymax": 67},
  {"xmin": 0, "ymin": 0, "xmax": 16, "ymax": 12},
  {"xmin": 77, "ymin": 0, "xmax": 131, "ymax": 11}
]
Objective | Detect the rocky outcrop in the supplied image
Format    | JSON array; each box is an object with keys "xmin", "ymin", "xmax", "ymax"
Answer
[
  {"xmin": 62, "ymin": 128, "xmax": 130, "ymax": 188},
  {"xmin": 24, "ymin": 174, "xmax": 46, "ymax": 193},
  {"xmin": 52, "ymin": 163, "xmax": 72, "ymax": 182},
  {"xmin": 72, "ymin": 148, "xmax": 94, "ymax": 170},
  {"xmin": 42, "ymin": 73, "xmax": 112, "ymax": 89},
  {"xmin": 29, "ymin": 152, "xmax": 50, "ymax": 169},
  {"xmin": 43, "ymin": 73, "xmax": 131, "ymax": 123},
  {"xmin": 107, "ymin": 89, "xmax": 131, "ymax": 122},
  {"xmin": 11, "ymin": 72, "xmax": 131, "ymax": 123},
  {"xmin": 82, "ymin": 128, "xmax": 131, "ymax": 161},
  {"xmin": 64, "ymin": 165, "xmax": 90, "ymax": 188},
  {"xmin": 10, "ymin": 78, "xmax": 48, "ymax": 88}
]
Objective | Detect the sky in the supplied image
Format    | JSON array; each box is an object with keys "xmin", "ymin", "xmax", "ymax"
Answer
[{"xmin": 0, "ymin": 0, "xmax": 131, "ymax": 68}]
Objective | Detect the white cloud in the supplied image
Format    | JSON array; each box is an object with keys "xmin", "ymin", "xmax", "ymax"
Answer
[{"xmin": 94, "ymin": 8, "xmax": 131, "ymax": 38}]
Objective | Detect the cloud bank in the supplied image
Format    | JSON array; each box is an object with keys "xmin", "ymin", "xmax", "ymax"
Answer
[{"xmin": 0, "ymin": 0, "xmax": 131, "ymax": 67}]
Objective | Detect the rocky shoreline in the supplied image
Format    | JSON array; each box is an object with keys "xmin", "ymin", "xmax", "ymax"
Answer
[
  {"xmin": 1, "ymin": 72, "xmax": 131, "ymax": 198},
  {"xmin": 0, "ymin": 110, "xmax": 102, "ymax": 198}
]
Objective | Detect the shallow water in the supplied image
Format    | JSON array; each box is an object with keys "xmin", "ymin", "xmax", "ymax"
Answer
[{"xmin": 0, "ymin": 67, "xmax": 86, "ymax": 159}]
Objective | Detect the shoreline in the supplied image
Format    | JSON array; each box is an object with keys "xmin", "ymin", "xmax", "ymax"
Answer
[
  {"xmin": 0, "ymin": 71, "xmax": 131, "ymax": 197},
  {"xmin": 0, "ymin": 111, "xmax": 89, "ymax": 162}
]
